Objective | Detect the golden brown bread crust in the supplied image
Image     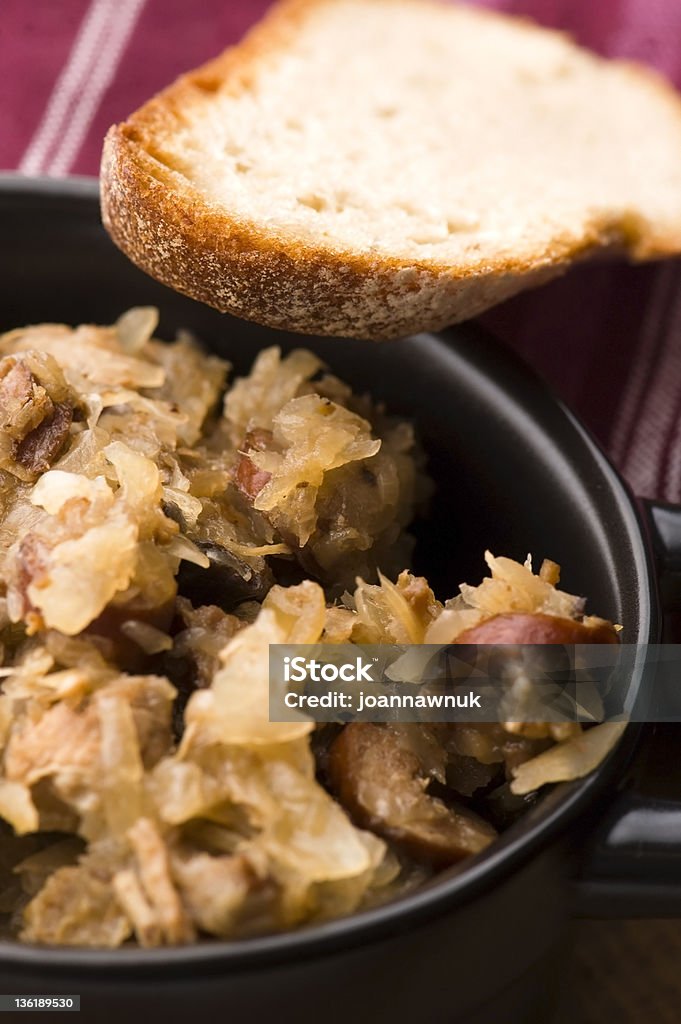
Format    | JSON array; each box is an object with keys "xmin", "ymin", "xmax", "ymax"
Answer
[{"xmin": 100, "ymin": 0, "xmax": 681, "ymax": 341}]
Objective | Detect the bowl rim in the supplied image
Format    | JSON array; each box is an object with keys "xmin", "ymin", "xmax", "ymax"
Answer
[{"xmin": 0, "ymin": 173, "xmax": 658, "ymax": 975}]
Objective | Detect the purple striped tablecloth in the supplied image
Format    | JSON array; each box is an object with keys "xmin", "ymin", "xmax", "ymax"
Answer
[{"xmin": 3, "ymin": 3, "xmax": 681, "ymax": 1020}]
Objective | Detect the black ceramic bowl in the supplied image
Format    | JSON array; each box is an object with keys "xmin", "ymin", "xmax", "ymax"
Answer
[{"xmin": 0, "ymin": 176, "xmax": 679, "ymax": 1024}]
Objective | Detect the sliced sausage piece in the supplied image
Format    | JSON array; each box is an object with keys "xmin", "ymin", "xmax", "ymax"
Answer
[
  {"xmin": 328, "ymin": 723, "xmax": 496, "ymax": 866},
  {"xmin": 455, "ymin": 612, "xmax": 619, "ymax": 646}
]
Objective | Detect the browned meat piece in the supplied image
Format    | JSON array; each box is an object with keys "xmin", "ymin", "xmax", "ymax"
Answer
[
  {"xmin": 234, "ymin": 428, "xmax": 273, "ymax": 500},
  {"xmin": 328, "ymin": 723, "xmax": 496, "ymax": 866},
  {"xmin": 15, "ymin": 402, "xmax": 73, "ymax": 476},
  {"xmin": 0, "ymin": 352, "xmax": 77, "ymax": 480},
  {"xmin": 0, "ymin": 359, "xmax": 47, "ymax": 436},
  {"xmin": 455, "ymin": 612, "xmax": 619, "ymax": 645}
]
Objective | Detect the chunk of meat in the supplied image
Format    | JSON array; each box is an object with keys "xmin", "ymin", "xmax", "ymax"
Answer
[
  {"xmin": 15, "ymin": 402, "xmax": 73, "ymax": 477},
  {"xmin": 0, "ymin": 352, "xmax": 77, "ymax": 481},
  {"xmin": 21, "ymin": 861, "xmax": 131, "ymax": 946},
  {"xmin": 4, "ymin": 675, "xmax": 174, "ymax": 830},
  {"xmin": 234, "ymin": 428, "xmax": 273, "ymax": 500},
  {"xmin": 455, "ymin": 612, "xmax": 619, "ymax": 645},
  {"xmin": 0, "ymin": 358, "xmax": 50, "ymax": 437},
  {"xmin": 328, "ymin": 723, "xmax": 496, "ymax": 866}
]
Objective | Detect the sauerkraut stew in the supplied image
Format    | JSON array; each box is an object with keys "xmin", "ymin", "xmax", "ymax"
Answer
[{"xmin": 0, "ymin": 310, "xmax": 622, "ymax": 947}]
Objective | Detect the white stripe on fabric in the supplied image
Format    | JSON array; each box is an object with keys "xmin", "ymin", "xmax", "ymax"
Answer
[
  {"xmin": 46, "ymin": 0, "xmax": 148, "ymax": 176},
  {"xmin": 19, "ymin": 0, "xmax": 147, "ymax": 177},
  {"xmin": 19, "ymin": 0, "xmax": 117, "ymax": 175}
]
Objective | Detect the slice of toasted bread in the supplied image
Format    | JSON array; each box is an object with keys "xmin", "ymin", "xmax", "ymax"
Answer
[{"xmin": 101, "ymin": 0, "xmax": 681, "ymax": 341}]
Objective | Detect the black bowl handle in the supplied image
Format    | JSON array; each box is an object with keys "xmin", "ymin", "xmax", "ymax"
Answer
[{"xmin": 573, "ymin": 500, "xmax": 681, "ymax": 917}]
